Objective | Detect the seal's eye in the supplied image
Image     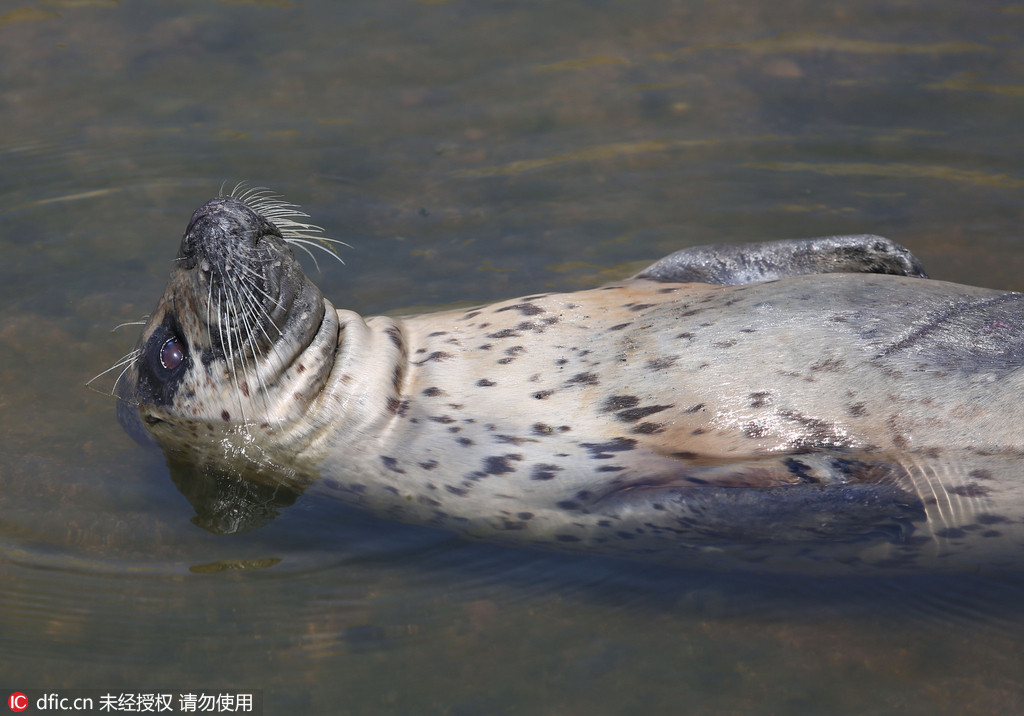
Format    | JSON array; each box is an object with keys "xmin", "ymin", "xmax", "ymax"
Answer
[{"xmin": 160, "ymin": 337, "xmax": 186, "ymax": 371}]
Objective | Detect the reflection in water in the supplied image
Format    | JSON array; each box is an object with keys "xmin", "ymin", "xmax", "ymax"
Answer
[{"xmin": 167, "ymin": 458, "xmax": 303, "ymax": 536}]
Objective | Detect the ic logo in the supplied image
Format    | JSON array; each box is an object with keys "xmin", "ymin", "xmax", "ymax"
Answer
[{"xmin": 8, "ymin": 693, "xmax": 27, "ymax": 712}]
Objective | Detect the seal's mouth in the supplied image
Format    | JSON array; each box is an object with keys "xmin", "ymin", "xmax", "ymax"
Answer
[{"xmin": 115, "ymin": 189, "xmax": 342, "ymax": 439}]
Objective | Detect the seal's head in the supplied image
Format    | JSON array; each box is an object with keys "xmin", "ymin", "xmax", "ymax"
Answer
[{"xmin": 116, "ymin": 190, "xmax": 341, "ymax": 465}]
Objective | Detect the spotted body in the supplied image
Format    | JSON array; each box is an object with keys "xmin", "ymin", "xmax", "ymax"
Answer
[{"xmin": 115, "ymin": 193, "xmax": 1024, "ymax": 573}]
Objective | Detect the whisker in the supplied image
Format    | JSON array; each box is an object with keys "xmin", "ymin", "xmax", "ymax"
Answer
[
  {"xmin": 285, "ymin": 237, "xmax": 346, "ymax": 267},
  {"xmin": 86, "ymin": 348, "xmax": 142, "ymax": 393},
  {"xmin": 207, "ymin": 272, "xmax": 216, "ymax": 365},
  {"xmin": 237, "ymin": 264, "xmax": 286, "ymax": 313},
  {"xmin": 111, "ymin": 316, "xmax": 149, "ymax": 332},
  {"xmin": 227, "ymin": 183, "xmax": 348, "ymax": 264},
  {"xmin": 234, "ymin": 285, "xmax": 277, "ymax": 426},
  {"xmin": 234, "ymin": 281, "xmax": 290, "ymax": 389},
  {"xmin": 222, "ymin": 291, "xmax": 246, "ymax": 428},
  {"xmin": 109, "ymin": 359, "xmax": 141, "ymax": 402},
  {"xmin": 286, "ymin": 239, "xmax": 323, "ymax": 272}
]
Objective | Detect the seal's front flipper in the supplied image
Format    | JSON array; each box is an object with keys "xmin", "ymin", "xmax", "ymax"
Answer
[
  {"xmin": 591, "ymin": 480, "xmax": 926, "ymax": 547},
  {"xmin": 634, "ymin": 235, "xmax": 928, "ymax": 285},
  {"xmin": 552, "ymin": 453, "xmax": 929, "ymax": 570}
]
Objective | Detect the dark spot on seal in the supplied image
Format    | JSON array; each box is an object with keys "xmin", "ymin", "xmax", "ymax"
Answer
[
  {"xmin": 565, "ymin": 372, "xmax": 599, "ymax": 387},
  {"xmin": 609, "ymin": 322, "xmax": 631, "ymax": 331},
  {"xmin": 414, "ymin": 351, "xmax": 452, "ymax": 365},
  {"xmin": 457, "ymin": 437, "xmax": 474, "ymax": 447},
  {"xmin": 531, "ymin": 464, "xmax": 563, "ymax": 481},
  {"xmin": 381, "ymin": 456, "xmax": 405, "ymax": 474},
  {"xmin": 581, "ymin": 438, "xmax": 637, "ymax": 459},
  {"xmin": 784, "ymin": 458, "xmax": 819, "ymax": 483},
  {"xmin": 627, "ymin": 303, "xmax": 655, "ymax": 312},
  {"xmin": 601, "ymin": 395, "xmax": 640, "ymax": 412},
  {"xmin": 518, "ymin": 512, "xmax": 534, "ymax": 520},
  {"xmin": 847, "ymin": 402, "xmax": 868, "ymax": 417},
  {"xmin": 221, "ymin": 410, "xmax": 230, "ymax": 421},
  {"xmin": 675, "ymin": 332, "xmax": 695, "ymax": 340},
  {"xmin": 445, "ymin": 485, "xmax": 468, "ymax": 496},
  {"xmin": 777, "ymin": 409, "xmax": 852, "ymax": 449},
  {"xmin": 533, "ymin": 390, "xmax": 555, "ymax": 400},
  {"xmin": 556, "ymin": 500, "xmax": 579, "ymax": 510},
  {"xmin": 811, "ymin": 357, "xmax": 845, "ymax": 372},
  {"xmin": 685, "ymin": 403, "xmax": 705, "ymax": 413},
  {"xmin": 483, "ymin": 455, "xmax": 522, "ymax": 474},
  {"xmin": 616, "ymin": 405, "xmax": 672, "ymax": 423},
  {"xmin": 494, "ymin": 434, "xmax": 539, "ymax": 445},
  {"xmin": 969, "ymin": 469, "xmax": 995, "ymax": 481},
  {"xmin": 497, "ymin": 346, "xmax": 527, "ymax": 364},
  {"xmin": 743, "ymin": 421, "xmax": 769, "ymax": 439},
  {"xmin": 597, "ymin": 465, "xmax": 626, "ymax": 472},
  {"xmin": 423, "ymin": 387, "xmax": 444, "ymax": 397},
  {"xmin": 713, "ymin": 339, "xmax": 738, "ymax": 349},
  {"xmin": 419, "ymin": 460, "xmax": 439, "ymax": 470},
  {"xmin": 887, "ymin": 415, "xmax": 909, "ymax": 450},
  {"xmin": 532, "ymin": 423, "xmax": 571, "ymax": 435},
  {"xmin": 429, "ymin": 415, "xmax": 456, "ymax": 424},
  {"xmin": 461, "ymin": 311, "xmax": 481, "ymax": 321},
  {"xmin": 384, "ymin": 325, "xmax": 403, "ymax": 350},
  {"xmin": 495, "ymin": 302, "xmax": 546, "ymax": 316},
  {"xmin": 632, "ymin": 422, "xmax": 664, "ymax": 434},
  {"xmin": 948, "ymin": 483, "xmax": 992, "ymax": 498},
  {"xmin": 427, "ymin": 331, "xmax": 448, "ymax": 337},
  {"xmin": 749, "ymin": 391, "xmax": 772, "ymax": 409},
  {"xmin": 646, "ymin": 356, "xmax": 679, "ymax": 371},
  {"xmin": 476, "ymin": 378, "xmax": 496, "ymax": 387}
]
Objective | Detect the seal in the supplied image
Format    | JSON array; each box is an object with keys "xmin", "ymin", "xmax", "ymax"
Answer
[{"xmin": 113, "ymin": 188, "xmax": 1024, "ymax": 573}]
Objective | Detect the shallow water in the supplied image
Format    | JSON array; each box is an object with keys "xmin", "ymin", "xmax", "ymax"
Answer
[{"xmin": 3, "ymin": 1, "xmax": 1024, "ymax": 713}]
